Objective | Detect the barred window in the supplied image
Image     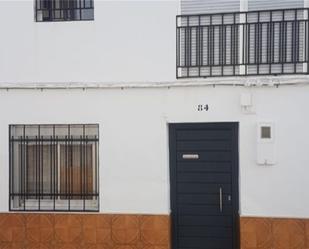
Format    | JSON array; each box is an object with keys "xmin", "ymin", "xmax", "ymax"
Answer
[
  {"xmin": 9, "ymin": 124, "xmax": 99, "ymax": 212},
  {"xmin": 35, "ymin": 0, "xmax": 94, "ymax": 22}
]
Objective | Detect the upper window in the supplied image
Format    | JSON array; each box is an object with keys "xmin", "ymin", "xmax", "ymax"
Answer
[
  {"xmin": 9, "ymin": 124, "xmax": 99, "ymax": 212},
  {"xmin": 35, "ymin": 0, "xmax": 94, "ymax": 22}
]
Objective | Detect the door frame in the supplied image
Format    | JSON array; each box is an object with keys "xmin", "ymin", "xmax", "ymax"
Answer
[{"xmin": 169, "ymin": 122, "xmax": 240, "ymax": 249}]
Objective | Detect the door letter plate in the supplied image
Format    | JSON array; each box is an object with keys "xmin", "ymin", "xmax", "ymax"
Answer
[{"xmin": 182, "ymin": 154, "xmax": 199, "ymax": 159}]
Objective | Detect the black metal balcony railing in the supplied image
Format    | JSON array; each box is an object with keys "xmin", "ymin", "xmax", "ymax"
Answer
[{"xmin": 176, "ymin": 8, "xmax": 309, "ymax": 78}]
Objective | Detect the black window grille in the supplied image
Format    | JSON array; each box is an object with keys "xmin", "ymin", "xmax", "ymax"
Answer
[
  {"xmin": 176, "ymin": 8, "xmax": 309, "ymax": 78},
  {"xmin": 9, "ymin": 124, "xmax": 99, "ymax": 212},
  {"xmin": 35, "ymin": 0, "xmax": 94, "ymax": 22}
]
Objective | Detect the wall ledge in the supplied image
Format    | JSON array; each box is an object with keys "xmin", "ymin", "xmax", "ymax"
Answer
[{"xmin": 1, "ymin": 75, "xmax": 309, "ymax": 90}]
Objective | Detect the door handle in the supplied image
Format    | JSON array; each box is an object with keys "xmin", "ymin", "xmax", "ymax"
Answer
[{"xmin": 219, "ymin": 187, "xmax": 223, "ymax": 212}]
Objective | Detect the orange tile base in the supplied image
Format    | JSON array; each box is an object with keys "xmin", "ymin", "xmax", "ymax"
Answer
[
  {"xmin": 0, "ymin": 213, "xmax": 171, "ymax": 249},
  {"xmin": 240, "ymin": 217, "xmax": 309, "ymax": 249},
  {"xmin": 1, "ymin": 214, "xmax": 308, "ymax": 249}
]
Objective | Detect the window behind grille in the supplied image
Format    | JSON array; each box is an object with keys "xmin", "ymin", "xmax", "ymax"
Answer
[
  {"xmin": 9, "ymin": 124, "xmax": 99, "ymax": 212},
  {"xmin": 35, "ymin": 0, "xmax": 94, "ymax": 22}
]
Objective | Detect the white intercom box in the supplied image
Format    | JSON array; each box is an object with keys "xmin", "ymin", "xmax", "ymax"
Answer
[{"xmin": 257, "ymin": 122, "xmax": 276, "ymax": 165}]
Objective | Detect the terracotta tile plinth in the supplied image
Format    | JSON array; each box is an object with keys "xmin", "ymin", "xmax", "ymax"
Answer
[
  {"xmin": 0, "ymin": 213, "xmax": 170, "ymax": 249},
  {"xmin": 140, "ymin": 216, "xmax": 169, "ymax": 245},
  {"xmin": 54, "ymin": 215, "xmax": 82, "ymax": 244},
  {"xmin": 240, "ymin": 217, "xmax": 308, "ymax": 249},
  {"xmin": 0, "ymin": 214, "xmax": 25, "ymax": 243},
  {"xmin": 111, "ymin": 215, "xmax": 140, "ymax": 245},
  {"xmin": 25, "ymin": 214, "xmax": 54, "ymax": 244},
  {"xmin": 82, "ymin": 214, "xmax": 112, "ymax": 245},
  {"xmin": 3, "ymin": 213, "xmax": 309, "ymax": 249}
]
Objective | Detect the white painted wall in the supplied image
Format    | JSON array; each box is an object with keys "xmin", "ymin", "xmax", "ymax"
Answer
[
  {"xmin": 0, "ymin": 82, "xmax": 309, "ymax": 218},
  {"xmin": 0, "ymin": 0, "xmax": 177, "ymax": 83}
]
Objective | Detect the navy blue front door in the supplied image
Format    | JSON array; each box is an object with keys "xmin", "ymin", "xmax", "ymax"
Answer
[{"xmin": 169, "ymin": 123, "xmax": 239, "ymax": 249}]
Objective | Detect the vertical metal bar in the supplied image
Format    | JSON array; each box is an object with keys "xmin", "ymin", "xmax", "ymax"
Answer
[
  {"xmin": 56, "ymin": 135, "xmax": 59, "ymax": 204},
  {"xmin": 293, "ymin": 10, "xmax": 297, "ymax": 72},
  {"xmin": 58, "ymin": 0, "xmax": 62, "ymax": 19},
  {"xmin": 272, "ymin": 19, "xmax": 275, "ymax": 64},
  {"xmin": 207, "ymin": 24, "xmax": 210, "ymax": 67},
  {"xmin": 96, "ymin": 126, "xmax": 99, "ymax": 209},
  {"xmin": 269, "ymin": 11, "xmax": 273, "ymax": 74},
  {"xmin": 245, "ymin": 13, "xmax": 248, "ymax": 75},
  {"xmin": 220, "ymin": 15, "xmax": 223, "ymax": 75},
  {"xmin": 189, "ymin": 26, "xmax": 192, "ymax": 69},
  {"xmin": 224, "ymin": 25, "xmax": 226, "ymax": 66},
  {"xmin": 201, "ymin": 25, "xmax": 204, "ymax": 68},
  {"xmin": 187, "ymin": 18, "xmax": 190, "ymax": 69},
  {"xmin": 229, "ymin": 24, "xmax": 232, "ymax": 65},
  {"xmin": 305, "ymin": 19, "xmax": 307, "ymax": 64},
  {"xmin": 198, "ymin": 16, "xmax": 201, "ymax": 76},
  {"xmin": 196, "ymin": 26, "xmax": 198, "ymax": 67},
  {"xmin": 35, "ymin": 0, "xmax": 38, "ymax": 21},
  {"xmin": 176, "ymin": 17, "xmax": 179, "ymax": 78},
  {"xmin": 255, "ymin": 21, "xmax": 258, "ymax": 66},
  {"xmin": 68, "ymin": 125, "xmax": 73, "ymax": 210},
  {"xmin": 80, "ymin": 135, "xmax": 83, "ymax": 200},
  {"xmin": 210, "ymin": 15, "xmax": 213, "ymax": 76},
  {"xmin": 65, "ymin": 134, "xmax": 68, "ymax": 205},
  {"xmin": 53, "ymin": 125, "xmax": 56, "ymax": 210},
  {"xmin": 284, "ymin": 15, "xmax": 288, "ymax": 64},
  {"xmin": 26, "ymin": 136, "xmax": 29, "ymax": 202},
  {"xmin": 85, "ymin": 135, "xmax": 88, "ymax": 207},
  {"xmin": 211, "ymin": 21, "xmax": 216, "ymax": 70},
  {"xmin": 79, "ymin": 0, "xmax": 82, "ymax": 20},
  {"xmin": 296, "ymin": 12, "xmax": 300, "ymax": 63},
  {"xmin": 236, "ymin": 22, "xmax": 239, "ymax": 73},
  {"xmin": 41, "ymin": 133, "xmax": 43, "ymax": 205},
  {"xmin": 48, "ymin": 0, "xmax": 52, "ymax": 21},
  {"xmin": 94, "ymin": 136, "xmax": 97, "ymax": 200},
  {"xmin": 50, "ymin": 135, "xmax": 52, "ymax": 200},
  {"xmin": 63, "ymin": 0, "xmax": 67, "ymax": 20},
  {"xmin": 23, "ymin": 125, "xmax": 26, "ymax": 210},
  {"xmin": 307, "ymin": 9, "xmax": 309, "ymax": 73},
  {"xmin": 248, "ymin": 23, "xmax": 251, "ymax": 66},
  {"xmin": 233, "ymin": 13, "xmax": 236, "ymax": 76},
  {"xmin": 231, "ymin": 20, "xmax": 234, "ymax": 72},
  {"xmin": 35, "ymin": 135, "xmax": 38, "ymax": 201},
  {"xmin": 279, "ymin": 22, "xmax": 282, "ymax": 70},
  {"xmin": 260, "ymin": 12, "xmax": 263, "ymax": 66},
  {"xmin": 242, "ymin": 17, "xmax": 245, "ymax": 68},
  {"xmin": 266, "ymin": 15, "xmax": 269, "ymax": 65},
  {"xmin": 176, "ymin": 25, "xmax": 179, "ymax": 75},
  {"xmin": 83, "ymin": 125, "xmax": 86, "ymax": 211},
  {"xmin": 53, "ymin": 0, "xmax": 55, "ymax": 20},
  {"xmin": 11, "ymin": 132, "xmax": 15, "ymax": 208},
  {"xmin": 38, "ymin": 125, "xmax": 41, "ymax": 210},
  {"xmin": 71, "ymin": 0, "xmax": 75, "ymax": 20},
  {"xmin": 9, "ymin": 126, "xmax": 12, "ymax": 210},
  {"xmin": 257, "ymin": 12, "xmax": 260, "ymax": 74},
  {"xmin": 184, "ymin": 18, "xmax": 188, "ymax": 69},
  {"xmin": 281, "ymin": 10, "xmax": 285, "ymax": 74},
  {"xmin": 19, "ymin": 135, "xmax": 22, "ymax": 209}
]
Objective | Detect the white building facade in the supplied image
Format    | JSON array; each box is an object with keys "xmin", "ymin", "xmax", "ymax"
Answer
[{"xmin": 0, "ymin": 1, "xmax": 309, "ymax": 249}]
